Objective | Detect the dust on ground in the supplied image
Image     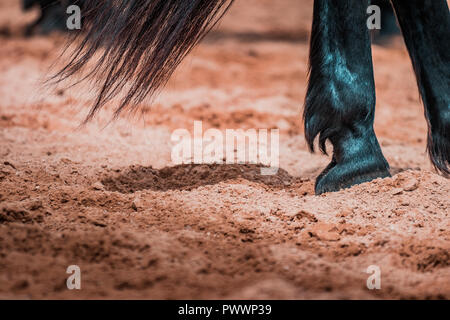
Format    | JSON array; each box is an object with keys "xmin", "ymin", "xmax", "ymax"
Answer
[{"xmin": 0, "ymin": 0, "xmax": 448, "ymax": 299}]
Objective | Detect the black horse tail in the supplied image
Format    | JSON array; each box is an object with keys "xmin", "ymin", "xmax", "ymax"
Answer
[{"xmin": 53, "ymin": 0, "xmax": 234, "ymax": 122}]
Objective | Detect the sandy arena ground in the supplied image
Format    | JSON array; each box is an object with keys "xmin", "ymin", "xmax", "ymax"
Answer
[{"xmin": 0, "ymin": 0, "xmax": 448, "ymax": 299}]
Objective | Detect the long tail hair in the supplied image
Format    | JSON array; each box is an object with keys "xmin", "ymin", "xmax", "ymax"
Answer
[{"xmin": 53, "ymin": 0, "xmax": 234, "ymax": 122}]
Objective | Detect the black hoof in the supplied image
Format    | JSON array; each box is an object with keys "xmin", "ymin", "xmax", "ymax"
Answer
[
  {"xmin": 315, "ymin": 157, "xmax": 391, "ymax": 194},
  {"xmin": 314, "ymin": 128, "xmax": 391, "ymax": 194}
]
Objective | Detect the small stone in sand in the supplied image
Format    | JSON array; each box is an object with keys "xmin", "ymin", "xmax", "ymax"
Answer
[
  {"xmin": 403, "ymin": 178, "xmax": 419, "ymax": 192},
  {"xmin": 307, "ymin": 222, "xmax": 340, "ymax": 241},
  {"xmin": 92, "ymin": 181, "xmax": 104, "ymax": 191}
]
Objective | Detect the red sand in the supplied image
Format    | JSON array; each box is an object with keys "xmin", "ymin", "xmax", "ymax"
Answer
[{"xmin": 0, "ymin": 0, "xmax": 448, "ymax": 299}]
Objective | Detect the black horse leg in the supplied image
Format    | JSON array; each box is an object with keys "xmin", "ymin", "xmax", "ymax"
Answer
[
  {"xmin": 305, "ymin": 0, "xmax": 390, "ymax": 194},
  {"xmin": 23, "ymin": 0, "xmax": 70, "ymax": 35},
  {"xmin": 38, "ymin": 1, "xmax": 68, "ymax": 34},
  {"xmin": 391, "ymin": 0, "xmax": 450, "ymax": 175}
]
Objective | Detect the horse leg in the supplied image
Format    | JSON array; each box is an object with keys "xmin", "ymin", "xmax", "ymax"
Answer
[
  {"xmin": 22, "ymin": 0, "xmax": 36, "ymax": 10},
  {"xmin": 37, "ymin": 1, "xmax": 68, "ymax": 34},
  {"xmin": 23, "ymin": 0, "xmax": 42, "ymax": 36},
  {"xmin": 305, "ymin": 0, "xmax": 390, "ymax": 194},
  {"xmin": 391, "ymin": 0, "xmax": 450, "ymax": 175}
]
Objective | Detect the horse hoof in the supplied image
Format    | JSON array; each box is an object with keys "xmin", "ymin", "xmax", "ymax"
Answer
[{"xmin": 314, "ymin": 156, "xmax": 391, "ymax": 195}]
